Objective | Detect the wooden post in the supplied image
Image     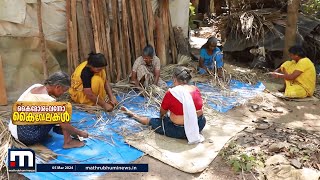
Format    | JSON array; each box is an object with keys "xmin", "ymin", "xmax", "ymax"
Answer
[
  {"xmin": 145, "ymin": 0, "xmax": 155, "ymax": 48},
  {"xmin": 159, "ymin": 0, "xmax": 170, "ymax": 64},
  {"xmin": 102, "ymin": 0, "xmax": 114, "ymax": 82},
  {"xmin": 129, "ymin": 0, "xmax": 141, "ymax": 59},
  {"xmin": 281, "ymin": 0, "xmax": 301, "ymax": 67},
  {"xmin": 126, "ymin": 0, "xmax": 136, "ymax": 62},
  {"xmin": 37, "ymin": 0, "xmax": 48, "ymax": 79},
  {"xmin": 0, "ymin": 56, "xmax": 7, "ymax": 105},
  {"xmin": 81, "ymin": 0, "xmax": 95, "ymax": 53},
  {"xmin": 135, "ymin": 0, "xmax": 147, "ymax": 50},
  {"xmin": 70, "ymin": 0, "xmax": 79, "ymax": 71},
  {"xmin": 121, "ymin": 0, "xmax": 132, "ymax": 75},
  {"xmin": 111, "ymin": 0, "xmax": 121, "ymax": 82},
  {"xmin": 90, "ymin": 0, "xmax": 100, "ymax": 53},
  {"xmin": 95, "ymin": 0, "xmax": 111, "ymax": 81},
  {"xmin": 117, "ymin": 0, "xmax": 126, "ymax": 78},
  {"xmin": 66, "ymin": 0, "xmax": 72, "ymax": 74},
  {"xmin": 76, "ymin": 1, "xmax": 90, "ymax": 61},
  {"xmin": 155, "ymin": 16, "xmax": 167, "ymax": 65}
]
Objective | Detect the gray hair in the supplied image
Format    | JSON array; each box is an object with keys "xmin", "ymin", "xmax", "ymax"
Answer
[
  {"xmin": 201, "ymin": 36, "xmax": 218, "ymax": 49},
  {"xmin": 173, "ymin": 66, "xmax": 192, "ymax": 84},
  {"xmin": 44, "ymin": 71, "xmax": 70, "ymax": 87},
  {"xmin": 142, "ymin": 45, "xmax": 154, "ymax": 57}
]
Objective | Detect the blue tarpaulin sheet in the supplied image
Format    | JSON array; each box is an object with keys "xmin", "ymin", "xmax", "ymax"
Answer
[
  {"xmin": 20, "ymin": 80, "xmax": 264, "ymax": 179},
  {"xmin": 166, "ymin": 79, "xmax": 265, "ymax": 113},
  {"xmin": 21, "ymin": 92, "xmax": 158, "ymax": 180}
]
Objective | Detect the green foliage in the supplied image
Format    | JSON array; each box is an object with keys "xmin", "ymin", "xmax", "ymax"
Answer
[
  {"xmin": 301, "ymin": 0, "xmax": 320, "ymax": 17},
  {"xmin": 189, "ymin": 3, "xmax": 198, "ymax": 29},
  {"xmin": 220, "ymin": 141, "xmax": 265, "ymax": 173},
  {"xmin": 229, "ymin": 154, "xmax": 256, "ymax": 172}
]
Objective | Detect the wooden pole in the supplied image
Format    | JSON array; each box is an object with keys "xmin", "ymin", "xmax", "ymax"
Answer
[
  {"xmin": 135, "ymin": 0, "xmax": 147, "ymax": 50},
  {"xmin": 37, "ymin": 0, "xmax": 48, "ymax": 79},
  {"xmin": 70, "ymin": 0, "xmax": 79, "ymax": 71},
  {"xmin": 117, "ymin": 0, "xmax": 126, "ymax": 78},
  {"xmin": 129, "ymin": 0, "xmax": 141, "ymax": 59},
  {"xmin": 102, "ymin": 0, "xmax": 114, "ymax": 82},
  {"xmin": 90, "ymin": 0, "xmax": 100, "ymax": 53},
  {"xmin": 77, "ymin": 1, "xmax": 90, "ymax": 61},
  {"xmin": 145, "ymin": 0, "xmax": 155, "ymax": 48},
  {"xmin": 66, "ymin": 0, "xmax": 72, "ymax": 74},
  {"xmin": 81, "ymin": 0, "xmax": 95, "ymax": 53},
  {"xmin": 159, "ymin": 0, "xmax": 170, "ymax": 64},
  {"xmin": 121, "ymin": 0, "xmax": 132, "ymax": 74},
  {"xmin": 95, "ymin": 0, "xmax": 111, "ymax": 81},
  {"xmin": 111, "ymin": 0, "xmax": 121, "ymax": 81},
  {"xmin": 281, "ymin": 0, "xmax": 301, "ymax": 67},
  {"xmin": 155, "ymin": 16, "xmax": 167, "ymax": 65},
  {"xmin": 0, "ymin": 56, "xmax": 7, "ymax": 105},
  {"xmin": 126, "ymin": 0, "xmax": 136, "ymax": 62}
]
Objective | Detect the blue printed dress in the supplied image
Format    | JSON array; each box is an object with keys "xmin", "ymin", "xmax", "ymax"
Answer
[{"xmin": 198, "ymin": 47, "xmax": 224, "ymax": 74}]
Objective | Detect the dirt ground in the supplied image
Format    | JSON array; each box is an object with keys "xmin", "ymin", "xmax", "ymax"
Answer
[
  {"xmin": 2, "ymin": 59, "xmax": 319, "ymax": 180},
  {"xmin": 100, "ymin": 79, "xmax": 319, "ymax": 180},
  {"xmin": 3, "ymin": 33, "xmax": 320, "ymax": 179}
]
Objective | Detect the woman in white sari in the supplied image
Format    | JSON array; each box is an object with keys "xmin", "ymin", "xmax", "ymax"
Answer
[{"xmin": 9, "ymin": 72, "xmax": 88, "ymax": 149}]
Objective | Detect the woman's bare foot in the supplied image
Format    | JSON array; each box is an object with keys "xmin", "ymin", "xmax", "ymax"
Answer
[
  {"xmin": 78, "ymin": 131, "xmax": 89, "ymax": 138},
  {"xmin": 63, "ymin": 139, "xmax": 85, "ymax": 149},
  {"xmin": 120, "ymin": 106, "xmax": 134, "ymax": 117}
]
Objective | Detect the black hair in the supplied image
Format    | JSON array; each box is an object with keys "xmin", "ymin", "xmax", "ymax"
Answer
[
  {"xmin": 288, "ymin": 45, "xmax": 307, "ymax": 58},
  {"xmin": 201, "ymin": 36, "xmax": 218, "ymax": 49},
  {"xmin": 44, "ymin": 71, "xmax": 70, "ymax": 87},
  {"xmin": 87, "ymin": 52, "xmax": 107, "ymax": 67},
  {"xmin": 142, "ymin": 45, "xmax": 154, "ymax": 57},
  {"xmin": 173, "ymin": 66, "xmax": 192, "ymax": 84}
]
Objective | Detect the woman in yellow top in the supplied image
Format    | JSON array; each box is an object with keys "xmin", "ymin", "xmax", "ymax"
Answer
[
  {"xmin": 69, "ymin": 53, "xmax": 118, "ymax": 111},
  {"xmin": 272, "ymin": 45, "xmax": 316, "ymax": 98}
]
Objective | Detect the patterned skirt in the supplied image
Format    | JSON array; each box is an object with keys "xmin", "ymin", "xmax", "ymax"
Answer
[{"xmin": 17, "ymin": 125, "xmax": 54, "ymax": 145}]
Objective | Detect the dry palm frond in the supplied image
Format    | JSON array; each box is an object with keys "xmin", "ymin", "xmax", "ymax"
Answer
[{"xmin": 0, "ymin": 118, "xmax": 63, "ymax": 179}]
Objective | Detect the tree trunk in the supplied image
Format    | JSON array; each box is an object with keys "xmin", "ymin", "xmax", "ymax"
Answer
[
  {"xmin": 213, "ymin": 0, "xmax": 224, "ymax": 16},
  {"xmin": 280, "ymin": 0, "xmax": 301, "ymax": 67}
]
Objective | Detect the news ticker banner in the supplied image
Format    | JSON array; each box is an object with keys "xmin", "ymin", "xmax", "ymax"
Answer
[
  {"xmin": 36, "ymin": 164, "xmax": 148, "ymax": 172},
  {"xmin": 8, "ymin": 146, "xmax": 148, "ymax": 173},
  {"xmin": 11, "ymin": 102, "xmax": 72, "ymax": 125}
]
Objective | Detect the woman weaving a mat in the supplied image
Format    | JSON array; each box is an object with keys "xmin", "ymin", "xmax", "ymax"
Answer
[
  {"xmin": 130, "ymin": 45, "xmax": 167, "ymax": 88},
  {"xmin": 69, "ymin": 53, "xmax": 118, "ymax": 111},
  {"xmin": 9, "ymin": 72, "xmax": 88, "ymax": 149},
  {"xmin": 122, "ymin": 66, "xmax": 206, "ymax": 144},
  {"xmin": 270, "ymin": 45, "xmax": 316, "ymax": 98},
  {"xmin": 198, "ymin": 36, "xmax": 224, "ymax": 77}
]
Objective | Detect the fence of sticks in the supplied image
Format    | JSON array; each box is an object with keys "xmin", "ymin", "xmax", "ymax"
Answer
[{"xmin": 66, "ymin": 0, "xmax": 178, "ymax": 83}]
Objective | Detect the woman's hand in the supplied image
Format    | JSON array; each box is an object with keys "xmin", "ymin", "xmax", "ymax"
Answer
[
  {"xmin": 270, "ymin": 72, "xmax": 284, "ymax": 78},
  {"xmin": 109, "ymin": 96, "xmax": 118, "ymax": 107}
]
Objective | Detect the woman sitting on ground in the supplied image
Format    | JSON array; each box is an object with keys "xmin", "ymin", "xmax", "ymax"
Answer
[
  {"xmin": 9, "ymin": 72, "xmax": 88, "ymax": 149},
  {"xmin": 271, "ymin": 45, "xmax": 316, "ymax": 98},
  {"xmin": 122, "ymin": 66, "xmax": 206, "ymax": 144},
  {"xmin": 198, "ymin": 36, "xmax": 224, "ymax": 77}
]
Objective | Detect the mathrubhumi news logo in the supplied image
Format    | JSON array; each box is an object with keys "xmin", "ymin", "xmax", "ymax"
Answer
[
  {"xmin": 8, "ymin": 149, "xmax": 35, "ymax": 172},
  {"xmin": 11, "ymin": 102, "xmax": 72, "ymax": 125}
]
